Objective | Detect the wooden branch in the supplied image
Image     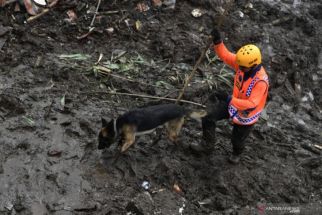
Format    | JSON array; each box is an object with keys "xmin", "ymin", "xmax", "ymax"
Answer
[
  {"xmin": 102, "ymin": 91, "xmax": 205, "ymax": 107},
  {"xmin": 98, "ymin": 10, "xmax": 127, "ymax": 15},
  {"xmin": 26, "ymin": 8, "xmax": 49, "ymax": 23},
  {"xmin": 175, "ymin": 0, "xmax": 234, "ymax": 104},
  {"xmin": 175, "ymin": 37, "xmax": 212, "ymax": 104},
  {"xmin": 26, "ymin": 0, "xmax": 59, "ymax": 23},
  {"xmin": 90, "ymin": 0, "xmax": 102, "ymax": 27}
]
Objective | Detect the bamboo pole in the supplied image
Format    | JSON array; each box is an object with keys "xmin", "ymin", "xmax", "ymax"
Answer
[{"xmin": 175, "ymin": 0, "xmax": 234, "ymax": 104}]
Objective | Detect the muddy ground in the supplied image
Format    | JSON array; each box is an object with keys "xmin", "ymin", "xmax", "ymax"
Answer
[{"xmin": 0, "ymin": 0, "xmax": 322, "ymax": 214}]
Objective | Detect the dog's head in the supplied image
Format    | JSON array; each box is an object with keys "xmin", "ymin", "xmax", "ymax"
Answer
[{"xmin": 98, "ymin": 118, "xmax": 116, "ymax": 150}]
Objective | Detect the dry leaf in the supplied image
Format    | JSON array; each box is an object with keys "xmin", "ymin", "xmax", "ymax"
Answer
[
  {"xmin": 66, "ymin": 9, "xmax": 77, "ymax": 23},
  {"xmin": 136, "ymin": 2, "xmax": 150, "ymax": 12},
  {"xmin": 135, "ymin": 20, "xmax": 142, "ymax": 31},
  {"xmin": 173, "ymin": 183, "xmax": 182, "ymax": 193}
]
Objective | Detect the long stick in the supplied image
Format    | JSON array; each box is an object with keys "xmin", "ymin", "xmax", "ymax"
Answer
[
  {"xmin": 26, "ymin": 8, "xmax": 49, "ymax": 23},
  {"xmin": 90, "ymin": 0, "xmax": 102, "ymax": 27},
  {"xmin": 102, "ymin": 91, "xmax": 205, "ymax": 107},
  {"xmin": 175, "ymin": 37, "xmax": 212, "ymax": 104},
  {"xmin": 26, "ymin": 0, "xmax": 59, "ymax": 23},
  {"xmin": 175, "ymin": 0, "xmax": 234, "ymax": 104}
]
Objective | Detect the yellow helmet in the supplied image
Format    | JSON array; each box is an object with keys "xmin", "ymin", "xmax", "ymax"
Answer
[{"xmin": 236, "ymin": 44, "xmax": 261, "ymax": 68}]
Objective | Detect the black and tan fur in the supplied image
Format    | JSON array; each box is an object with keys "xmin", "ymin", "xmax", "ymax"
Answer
[{"xmin": 98, "ymin": 104, "xmax": 206, "ymax": 153}]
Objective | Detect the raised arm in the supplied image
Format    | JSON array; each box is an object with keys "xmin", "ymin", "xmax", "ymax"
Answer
[{"xmin": 214, "ymin": 42, "xmax": 239, "ymax": 70}]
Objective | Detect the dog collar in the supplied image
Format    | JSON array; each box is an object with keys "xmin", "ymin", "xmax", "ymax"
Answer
[{"xmin": 113, "ymin": 119, "xmax": 118, "ymax": 138}]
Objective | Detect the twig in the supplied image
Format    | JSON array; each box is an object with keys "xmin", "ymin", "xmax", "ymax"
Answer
[
  {"xmin": 26, "ymin": 8, "xmax": 50, "ymax": 23},
  {"xmin": 99, "ymin": 91, "xmax": 205, "ymax": 107},
  {"xmin": 96, "ymin": 68, "xmax": 175, "ymax": 90},
  {"xmin": 26, "ymin": 0, "xmax": 59, "ymax": 23},
  {"xmin": 175, "ymin": 37, "xmax": 212, "ymax": 104},
  {"xmin": 76, "ymin": 0, "xmax": 101, "ymax": 39},
  {"xmin": 90, "ymin": 0, "xmax": 102, "ymax": 27},
  {"xmin": 77, "ymin": 27, "xmax": 95, "ymax": 40},
  {"xmin": 98, "ymin": 10, "xmax": 127, "ymax": 15}
]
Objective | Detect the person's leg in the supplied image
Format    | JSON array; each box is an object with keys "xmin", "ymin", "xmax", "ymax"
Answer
[
  {"xmin": 229, "ymin": 124, "xmax": 253, "ymax": 163},
  {"xmin": 191, "ymin": 100, "xmax": 229, "ymax": 153},
  {"xmin": 202, "ymin": 101, "xmax": 229, "ymax": 141}
]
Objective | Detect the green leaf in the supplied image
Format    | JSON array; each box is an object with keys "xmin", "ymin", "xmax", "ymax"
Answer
[
  {"xmin": 23, "ymin": 116, "xmax": 35, "ymax": 125},
  {"xmin": 58, "ymin": 54, "xmax": 91, "ymax": 60},
  {"xmin": 106, "ymin": 63, "xmax": 120, "ymax": 70},
  {"xmin": 61, "ymin": 95, "xmax": 65, "ymax": 107},
  {"xmin": 133, "ymin": 54, "xmax": 145, "ymax": 64},
  {"xmin": 120, "ymin": 64, "xmax": 133, "ymax": 72}
]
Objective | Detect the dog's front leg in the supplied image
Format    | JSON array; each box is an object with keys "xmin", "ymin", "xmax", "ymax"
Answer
[
  {"xmin": 166, "ymin": 117, "xmax": 185, "ymax": 143},
  {"xmin": 120, "ymin": 125, "xmax": 136, "ymax": 153}
]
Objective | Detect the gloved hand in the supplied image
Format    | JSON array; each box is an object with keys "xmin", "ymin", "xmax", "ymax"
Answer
[
  {"xmin": 211, "ymin": 28, "xmax": 222, "ymax": 45},
  {"xmin": 227, "ymin": 95, "xmax": 232, "ymax": 104}
]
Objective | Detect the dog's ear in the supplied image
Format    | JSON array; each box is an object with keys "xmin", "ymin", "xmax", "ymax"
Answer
[{"xmin": 101, "ymin": 118, "xmax": 108, "ymax": 127}]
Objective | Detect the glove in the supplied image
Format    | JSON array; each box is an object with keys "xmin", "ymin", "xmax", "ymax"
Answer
[
  {"xmin": 211, "ymin": 28, "xmax": 222, "ymax": 45},
  {"xmin": 227, "ymin": 95, "xmax": 232, "ymax": 104}
]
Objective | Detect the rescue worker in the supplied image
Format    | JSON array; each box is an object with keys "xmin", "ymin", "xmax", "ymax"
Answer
[{"xmin": 191, "ymin": 28, "xmax": 269, "ymax": 164}]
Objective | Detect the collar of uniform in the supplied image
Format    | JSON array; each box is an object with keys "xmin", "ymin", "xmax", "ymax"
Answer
[{"xmin": 244, "ymin": 64, "xmax": 262, "ymax": 81}]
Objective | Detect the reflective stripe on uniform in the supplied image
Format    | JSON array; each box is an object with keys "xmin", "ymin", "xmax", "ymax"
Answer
[
  {"xmin": 246, "ymin": 77, "xmax": 259, "ymax": 97},
  {"xmin": 229, "ymin": 104, "xmax": 261, "ymax": 125}
]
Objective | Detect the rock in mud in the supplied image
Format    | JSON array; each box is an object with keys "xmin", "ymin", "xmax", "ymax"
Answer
[
  {"xmin": 31, "ymin": 202, "xmax": 48, "ymax": 215},
  {"xmin": 300, "ymin": 157, "xmax": 322, "ymax": 169},
  {"xmin": 126, "ymin": 192, "xmax": 154, "ymax": 215}
]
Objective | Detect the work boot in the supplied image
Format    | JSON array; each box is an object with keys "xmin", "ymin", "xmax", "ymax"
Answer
[
  {"xmin": 190, "ymin": 139, "xmax": 213, "ymax": 154},
  {"xmin": 190, "ymin": 123, "xmax": 216, "ymax": 154},
  {"xmin": 190, "ymin": 115, "xmax": 216, "ymax": 154},
  {"xmin": 190, "ymin": 127, "xmax": 215, "ymax": 154},
  {"xmin": 228, "ymin": 154, "xmax": 240, "ymax": 164}
]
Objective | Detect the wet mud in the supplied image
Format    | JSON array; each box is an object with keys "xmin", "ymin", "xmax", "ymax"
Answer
[{"xmin": 0, "ymin": 0, "xmax": 322, "ymax": 214}]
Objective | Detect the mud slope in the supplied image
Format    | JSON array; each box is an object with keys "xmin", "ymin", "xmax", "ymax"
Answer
[{"xmin": 0, "ymin": 0, "xmax": 321, "ymax": 214}]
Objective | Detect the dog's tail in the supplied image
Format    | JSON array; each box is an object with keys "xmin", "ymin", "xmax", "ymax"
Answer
[{"xmin": 187, "ymin": 110, "xmax": 207, "ymax": 122}]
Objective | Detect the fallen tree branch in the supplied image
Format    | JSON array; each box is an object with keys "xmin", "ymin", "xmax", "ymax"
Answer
[
  {"xmin": 175, "ymin": 37, "xmax": 212, "ymax": 103},
  {"xmin": 97, "ymin": 91, "xmax": 205, "ymax": 107},
  {"xmin": 301, "ymin": 143, "xmax": 321, "ymax": 155}
]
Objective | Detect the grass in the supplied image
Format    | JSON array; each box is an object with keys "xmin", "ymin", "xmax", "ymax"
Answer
[
  {"xmin": 57, "ymin": 51, "xmax": 234, "ymax": 93},
  {"xmin": 204, "ymin": 50, "xmax": 234, "ymax": 89}
]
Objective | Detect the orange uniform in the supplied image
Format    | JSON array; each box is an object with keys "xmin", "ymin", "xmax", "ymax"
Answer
[{"xmin": 214, "ymin": 42, "xmax": 269, "ymax": 125}]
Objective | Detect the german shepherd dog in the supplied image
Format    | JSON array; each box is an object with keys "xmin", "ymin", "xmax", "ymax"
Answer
[{"xmin": 98, "ymin": 104, "xmax": 206, "ymax": 153}]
